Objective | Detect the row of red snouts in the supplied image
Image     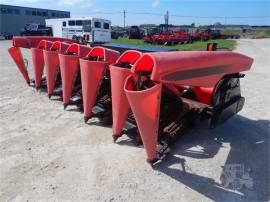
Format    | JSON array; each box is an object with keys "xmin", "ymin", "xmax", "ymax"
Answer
[
  {"xmin": 60, "ymin": 48, "xmax": 168, "ymax": 163},
  {"xmin": 8, "ymin": 37, "xmax": 74, "ymax": 85},
  {"xmin": 8, "ymin": 38, "xmax": 253, "ymax": 163},
  {"xmin": 7, "ymin": 39, "xmax": 157, "ymax": 161}
]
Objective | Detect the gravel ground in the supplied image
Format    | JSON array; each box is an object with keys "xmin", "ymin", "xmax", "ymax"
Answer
[{"xmin": 0, "ymin": 39, "xmax": 269, "ymax": 202}]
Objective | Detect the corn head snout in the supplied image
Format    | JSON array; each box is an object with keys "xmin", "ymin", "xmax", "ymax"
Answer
[
  {"xmin": 79, "ymin": 47, "xmax": 120, "ymax": 123},
  {"xmin": 58, "ymin": 43, "xmax": 92, "ymax": 109},
  {"xmin": 110, "ymin": 50, "xmax": 143, "ymax": 141}
]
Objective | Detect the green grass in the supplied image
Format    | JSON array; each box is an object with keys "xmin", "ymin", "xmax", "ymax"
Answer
[
  {"xmin": 222, "ymin": 29, "xmax": 242, "ymax": 36},
  {"xmin": 112, "ymin": 37, "xmax": 236, "ymax": 51},
  {"xmin": 256, "ymin": 29, "xmax": 270, "ymax": 38}
]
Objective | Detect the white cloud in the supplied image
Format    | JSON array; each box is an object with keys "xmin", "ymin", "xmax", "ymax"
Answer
[
  {"xmin": 55, "ymin": 0, "xmax": 94, "ymax": 8},
  {"xmin": 152, "ymin": 0, "xmax": 160, "ymax": 8},
  {"xmin": 0, "ymin": 0, "xmax": 39, "ymax": 3}
]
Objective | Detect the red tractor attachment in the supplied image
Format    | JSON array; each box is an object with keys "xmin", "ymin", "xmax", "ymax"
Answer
[
  {"xmin": 122, "ymin": 51, "xmax": 253, "ymax": 164},
  {"xmin": 8, "ymin": 37, "xmax": 254, "ymax": 165},
  {"xmin": 143, "ymin": 31, "xmax": 191, "ymax": 45}
]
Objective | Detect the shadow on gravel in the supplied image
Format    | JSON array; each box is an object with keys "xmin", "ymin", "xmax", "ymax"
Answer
[
  {"xmin": 154, "ymin": 115, "xmax": 269, "ymax": 201},
  {"xmin": 86, "ymin": 121, "xmax": 112, "ymax": 128}
]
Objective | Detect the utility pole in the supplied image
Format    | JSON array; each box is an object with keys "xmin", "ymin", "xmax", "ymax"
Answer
[
  {"xmin": 164, "ymin": 10, "xmax": 169, "ymax": 31},
  {"xmin": 124, "ymin": 10, "xmax": 126, "ymax": 28}
]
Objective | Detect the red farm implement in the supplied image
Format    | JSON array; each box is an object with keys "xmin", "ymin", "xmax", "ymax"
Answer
[
  {"xmin": 8, "ymin": 36, "xmax": 253, "ymax": 165},
  {"xmin": 144, "ymin": 31, "xmax": 191, "ymax": 45}
]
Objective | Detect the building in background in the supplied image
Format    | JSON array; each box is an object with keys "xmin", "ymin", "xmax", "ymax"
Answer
[{"xmin": 0, "ymin": 4, "xmax": 70, "ymax": 37}]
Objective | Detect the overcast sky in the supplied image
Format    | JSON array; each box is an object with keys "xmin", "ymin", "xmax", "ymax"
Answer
[{"xmin": 1, "ymin": 0, "xmax": 269, "ymax": 26}]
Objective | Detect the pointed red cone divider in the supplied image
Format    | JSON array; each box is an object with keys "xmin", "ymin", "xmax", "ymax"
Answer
[
  {"xmin": 58, "ymin": 44, "xmax": 92, "ymax": 108},
  {"xmin": 43, "ymin": 50, "xmax": 60, "ymax": 97},
  {"xmin": 43, "ymin": 41, "xmax": 71, "ymax": 97},
  {"xmin": 109, "ymin": 50, "xmax": 142, "ymax": 139},
  {"xmin": 31, "ymin": 48, "xmax": 45, "ymax": 89},
  {"xmin": 80, "ymin": 47, "xmax": 120, "ymax": 123},
  {"xmin": 8, "ymin": 47, "xmax": 30, "ymax": 85},
  {"xmin": 110, "ymin": 66, "xmax": 133, "ymax": 137},
  {"xmin": 59, "ymin": 54, "xmax": 79, "ymax": 107},
  {"xmin": 125, "ymin": 75, "xmax": 162, "ymax": 162},
  {"xmin": 80, "ymin": 59, "xmax": 107, "ymax": 120},
  {"xmin": 80, "ymin": 46, "xmax": 120, "ymax": 122}
]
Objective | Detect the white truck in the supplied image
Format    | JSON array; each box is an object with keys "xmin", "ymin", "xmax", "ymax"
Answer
[{"xmin": 45, "ymin": 17, "xmax": 111, "ymax": 43}]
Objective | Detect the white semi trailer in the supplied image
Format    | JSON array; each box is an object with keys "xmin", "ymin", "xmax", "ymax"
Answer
[{"xmin": 45, "ymin": 17, "xmax": 111, "ymax": 43}]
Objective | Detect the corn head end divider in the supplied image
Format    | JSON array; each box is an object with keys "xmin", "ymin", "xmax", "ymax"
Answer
[{"xmin": 8, "ymin": 36, "xmax": 253, "ymax": 165}]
